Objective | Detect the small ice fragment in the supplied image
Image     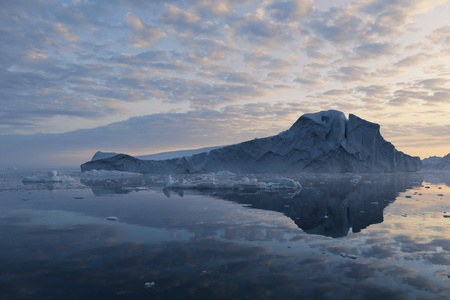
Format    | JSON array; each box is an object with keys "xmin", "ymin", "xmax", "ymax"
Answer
[
  {"xmin": 145, "ymin": 282, "xmax": 155, "ymax": 288},
  {"xmin": 106, "ymin": 216, "xmax": 118, "ymax": 221},
  {"xmin": 163, "ymin": 175, "xmax": 174, "ymax": 187},
  {"xmin": 340, "ymin": 253, "xmax": 357, "ymax": 259}
]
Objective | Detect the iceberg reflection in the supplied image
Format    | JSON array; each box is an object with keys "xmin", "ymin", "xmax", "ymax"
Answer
[{"xmin": 83, "ymin": 172, "xmax": 423, "ymax": 238}]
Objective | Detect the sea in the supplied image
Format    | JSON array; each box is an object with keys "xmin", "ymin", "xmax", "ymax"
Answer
[{"xmin": 1, "ymin": 167, "xmax": 449, "ymax": 299}]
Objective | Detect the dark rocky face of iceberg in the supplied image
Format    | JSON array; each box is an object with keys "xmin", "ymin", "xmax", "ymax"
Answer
[{"xmin": 80, "ymin": 110, "xmax": 421, "ymax": 173}]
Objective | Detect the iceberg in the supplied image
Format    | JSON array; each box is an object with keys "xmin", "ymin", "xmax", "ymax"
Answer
[
  {"xmin": 81, "ymin": 110, "xmax": 421, "ymax": 174},
  {"xmin": 22, "ymin": 170, "xmax": 74, "ymax": 183},
  {"xmin": 162, "ymin": 173, "xmax": 302, "ymax": 193},
  {"xmin": 422, "ymin": 154, "xmax": 450, "ymax": 170}
]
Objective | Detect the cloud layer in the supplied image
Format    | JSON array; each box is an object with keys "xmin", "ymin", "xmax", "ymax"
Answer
[{"xmin": 1, "ymin": 0, "xmax": 450, "ymax": 166}]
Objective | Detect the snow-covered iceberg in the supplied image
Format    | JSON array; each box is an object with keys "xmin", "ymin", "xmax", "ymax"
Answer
[{"xmin": 81, "ymin": 110, "xmax": 421, "ymax": 174}]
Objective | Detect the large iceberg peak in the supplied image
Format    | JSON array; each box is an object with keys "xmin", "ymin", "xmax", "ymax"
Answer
[
  {"xmin": 291, "ymin": 110, "xmax": 347, "ymax": 129},
  {"xmin": 287, "ymin": 110, "xmax": 348, "ymax": 149}
]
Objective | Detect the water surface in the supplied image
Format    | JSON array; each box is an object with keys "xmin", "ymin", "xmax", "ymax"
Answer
[{"xmin": 1, "ymin": 169, "xmax": 449, "ymax": 299}]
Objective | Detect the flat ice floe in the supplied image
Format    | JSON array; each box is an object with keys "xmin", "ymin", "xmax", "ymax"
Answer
[
  {"xmin": 163, "ymin": 172, "xmax": 302, "ymax": 192},
  {"xmin": 22, "ymin": 170, "xmax": 74, "ymax": 183}
]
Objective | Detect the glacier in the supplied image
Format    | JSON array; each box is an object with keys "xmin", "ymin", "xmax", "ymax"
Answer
[{"xmin": 80, "ymin": 110, "xmax": 421, "ymax": 174}]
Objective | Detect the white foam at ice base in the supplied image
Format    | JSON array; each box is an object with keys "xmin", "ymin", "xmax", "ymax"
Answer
[
  {"xmin": 22, "ymin": 170, "xmax": 74, "ymax": 183},
  {"xmin": 163, "ymin": 172, "xmax": 302, "ymax": 192}
]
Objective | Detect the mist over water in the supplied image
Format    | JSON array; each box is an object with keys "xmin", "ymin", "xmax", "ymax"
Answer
[{"xmin": 1, "ymin": 169, "xmax": 449, "ymax": 299}]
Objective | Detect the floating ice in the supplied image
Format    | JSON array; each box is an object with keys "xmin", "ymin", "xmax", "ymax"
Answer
[
  {"xmin": 106, "ymin": 216, "xmax": 118, "ymax": 221},
  {"xmin": 144, "ymin": 282, "xmax": 155, "ymax": 288},
  {"xmin": 22, "ymin": 170, "xmax": 74, "ymax": 183},
  {"xmin": 162, "ymin": 173, "xmax": 302, "ymax": 193},
  {"xmin": 81, "ymin": 170, "xmax": 142, "ymax": 180},
  {"xmin": 121, "ymin": 187, "xmax": 148, "ymax": 191},
  {"xmin": 340, "ymin": 253, "xmax": 357, "ymax": 259}
]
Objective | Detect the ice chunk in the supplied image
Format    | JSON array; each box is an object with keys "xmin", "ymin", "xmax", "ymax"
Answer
[
  {"xmin": 106, "ymin": 216, "xmax": 118, "ymax": 221},
  {"xmin": 340, "ymin": 253, "xmax": 357, "ymax": 259},
  {"xmin": 278, "ymin": 178, "xmax": 302, "ymax": 189},
  {"xmin": 22, "ymin": 170, "xmax": 74, "ymax": 183},
  {"xmin": 144, "ymin": 282, "xmax": 155, "ymax": 288},
  {"xmin": 81, "ymin": 170, "xmax": 142, "ymax": 181},
  {"xmin": 161, "ymin": 174, "xmax": 302, "ymax": 193},
  {"xmin": 163, "ymin": 175, "xmax": 175, "ymax": 187}
]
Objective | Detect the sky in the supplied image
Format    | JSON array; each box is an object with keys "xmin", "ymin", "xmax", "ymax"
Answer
[{"xmin": 1, "ymin": 0, "xmax": 450, "ymax": 167}]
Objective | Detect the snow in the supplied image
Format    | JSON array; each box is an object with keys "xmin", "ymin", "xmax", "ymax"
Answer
[
  {"xmin": 22, "ymin": 170, "xmax": 74, "ymax": 183},
  {"xmin": 91, "ymin": 146, "xmax": 225, "ymax": 162},
  {"xmin": 137, "ymin": 145, "xmax": 225, "ymax": 160},
  {"xmin": 91, "ymin": 151, "xmax": 120, "ymax": 161}
]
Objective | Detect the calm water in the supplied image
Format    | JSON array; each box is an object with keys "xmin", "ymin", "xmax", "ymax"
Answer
[{"xmin": 1, "ymin": 169, "xmax": 449, "ymax": 299}]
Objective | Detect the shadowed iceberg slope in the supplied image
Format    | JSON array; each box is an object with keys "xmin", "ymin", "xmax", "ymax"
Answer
[{"xmin": 81, "ymin": 110, "xmax": 421, "ymax": 173}]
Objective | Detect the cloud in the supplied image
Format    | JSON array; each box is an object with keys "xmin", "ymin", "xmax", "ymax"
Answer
[
  {"xmin": 426, "ymin": 25, "xmax": 450, "ymax": 45},
  {"xmin": 124, "ymin": 12, "xmax": 166, "ymax": 47},
  {"xmin": 355, "ymin": 84, "xmax": 391, "ymax": 98},
  {"xmin": 182, "ymin": 38, "xmax": 238, "ymax": 61},
  {"xmin": 0, "ymin": 103, "xmax": 307, "ymax": 167},
  {"xmin": 353, "ymin": 42, "xmax": 396, "ymax": 60},
  {"xmin": 159, "ymin": 4, "xmax": 220, "ymax": 37},
  {"xmin": 230, "ymin": 12, "xmax": 291, "ymax": 47},
  {"xmin": 1, "ymin": 0, "xmax": 450, "ymax": 163},
  {"xmin": 266, "ymin": 0, "xmax": 314, "ymax": 22},
  {"xmin": 329, "ymin": 66, "xmax": 369, "ymax": 82},
  {"xmin": 307, "ymin": 8, "xmax": 367, "ymax": 45},
  {"xmin": 301, "ymin": 35, "xmax": 328, "ymax": 59}
]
